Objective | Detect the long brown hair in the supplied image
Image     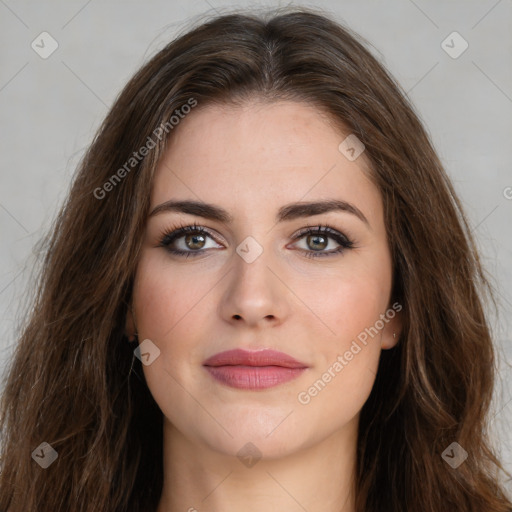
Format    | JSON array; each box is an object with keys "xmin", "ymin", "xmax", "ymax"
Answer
[{"xmin": 1, "ymin": 6, "xmax": 510, "ymax": 511}]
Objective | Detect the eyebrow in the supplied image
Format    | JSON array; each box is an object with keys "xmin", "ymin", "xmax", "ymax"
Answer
[{"xmin": 149, "ymin": 199, "xmax": 370, "ymax": 228}]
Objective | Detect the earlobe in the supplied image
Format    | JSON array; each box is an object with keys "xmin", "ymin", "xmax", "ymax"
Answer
[
  {"xmin": 382, "ymin": 331, "xmax": 400, "ymax": 350},
  {"xmin": 381, "ymin": 309, "xmax": 402, "ymax": 350},
  {"xmin": 382, "ymin": 331, "xmax": 401, "ymax": 350}
]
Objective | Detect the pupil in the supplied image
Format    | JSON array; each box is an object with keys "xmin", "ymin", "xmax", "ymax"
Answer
[
  {"xmin": 309, "ymin": 235, "xmax": 326, "ymax": 250},
  {"xmin": 187, "ymin": 234, "xmax": 205, "ymax": 249}
]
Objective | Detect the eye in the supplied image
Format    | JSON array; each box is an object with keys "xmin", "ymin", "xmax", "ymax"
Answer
[
  {"xmin": 158, "ymin": 222, "xmax": 222, "ymax": 258},
  {"xmin": 290, "ymin": 224, "xmax": 355, "ymax": 258},
  {"xmin": 158, "ymin": 222, "xmax": 355, "ymax": 259}
]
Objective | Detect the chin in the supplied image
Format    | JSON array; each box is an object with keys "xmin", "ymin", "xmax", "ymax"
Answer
[{"xmin": 196, "ymin": 408, "xmax": 320, "ymax": 461}]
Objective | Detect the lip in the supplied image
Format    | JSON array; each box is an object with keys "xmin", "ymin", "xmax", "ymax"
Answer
[
  {"xmin": 203, "ymin": 349, "xmax": 308, "ymax": 390},
  {"xmin": 203, "ymin": 348, "xmax": 307, "ymax": 368}
]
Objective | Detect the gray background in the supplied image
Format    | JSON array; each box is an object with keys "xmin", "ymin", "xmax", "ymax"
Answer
[{"xmin": 0, "ymin": 0, "xmax": 511, "ymax": 482}]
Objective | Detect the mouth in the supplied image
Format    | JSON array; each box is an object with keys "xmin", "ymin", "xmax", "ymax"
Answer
[{"xmin": 202, "ymin": 348, "xmax": 308, "ymax": 390}]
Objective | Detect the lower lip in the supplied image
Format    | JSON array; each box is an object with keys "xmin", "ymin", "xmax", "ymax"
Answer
[{"xmin": 204, "ymin": 365, "xmax": 306, "ymax": 390}]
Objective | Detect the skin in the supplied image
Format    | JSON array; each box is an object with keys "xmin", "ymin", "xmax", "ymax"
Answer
[{"xmin": 126, "ymin": 100, "xmax": 401, "ymax": 512}]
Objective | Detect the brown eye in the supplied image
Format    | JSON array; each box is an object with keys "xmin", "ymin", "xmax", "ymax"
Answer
[
  {"xmin": 184, "ymin": 233, "xmax": 207, "ymax": 250},
  {"xmin": 306, "ymin": 234, "xmax": 328, "ymax": 251},
  {"xmin": 291, "ymin": 225, "xmax": 355, "ymax": 259},
  {"xmin": 160, "ymin": 225, "xmax": 222, "ymax": 257}
]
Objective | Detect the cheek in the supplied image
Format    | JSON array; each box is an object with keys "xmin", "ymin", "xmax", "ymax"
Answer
[
  {"xmin": 131, "ymin": 254, "xmax": 199, "ymax": 388},
  {"xmin": 298, "ymin": 255, "xmax": 391, "ymax": 412},
  {"xmin": 297, "ymin": 259, "xmax": 392, "ymax": 347},
  {"xmin": 293, "ymin": 257, "xmax": 391, "ymax": 405},
  {"xmin": 294, "ymin": 273, "xmax": 388, "ymax": 425},
  {"xmin": 323, "ymin": 279, "xmax": 383, "ymax": 333},
  {"xmin": 132, "ymin": 252, "xmax": 212, "ymax": 339},
  {"xmin": 131, "ymin": 253, "xmax": 206, "ymax": 425}
]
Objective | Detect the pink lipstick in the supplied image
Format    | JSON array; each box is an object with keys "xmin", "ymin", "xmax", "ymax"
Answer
[{"xmin": 203, "ymin": 348, "xmax": 308, "ymax": 390}]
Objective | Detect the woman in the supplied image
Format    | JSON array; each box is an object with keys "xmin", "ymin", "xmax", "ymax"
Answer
[{"xmin": 0, "ymin": 7, "xmax": 510, "ymax": 512}]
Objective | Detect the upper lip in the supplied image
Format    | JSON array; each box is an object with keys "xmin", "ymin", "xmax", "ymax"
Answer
[{"xmin": 203, "ymin": 348, "xmax": 308, "ymax": 368}]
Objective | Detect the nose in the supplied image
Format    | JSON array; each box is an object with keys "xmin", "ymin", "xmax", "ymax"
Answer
[{"xmin": 218, "ymin": 247, "xmax": 290, "ymax": 329}]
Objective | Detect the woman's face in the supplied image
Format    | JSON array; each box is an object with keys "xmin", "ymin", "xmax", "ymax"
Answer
[{"xmin": 129, "ymin": 100, "xmax": 400, "ymax": 459}]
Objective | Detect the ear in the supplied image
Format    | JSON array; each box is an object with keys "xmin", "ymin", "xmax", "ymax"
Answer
[{"xmin": 381, "ymin": 302, "xmax": 403, "ymax": 350}]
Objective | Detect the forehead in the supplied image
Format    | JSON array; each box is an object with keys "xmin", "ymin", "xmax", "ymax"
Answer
[{"xmin": 150, "ymin": 100, "xmax": 382, "ymax": 226}]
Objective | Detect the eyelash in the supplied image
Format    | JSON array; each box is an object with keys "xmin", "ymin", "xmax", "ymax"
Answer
[{"xmin": 158, "ymin": 221, "xmax": 355, "ymax": 259}]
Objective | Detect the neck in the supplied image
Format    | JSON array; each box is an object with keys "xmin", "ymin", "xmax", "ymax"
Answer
[{"xmin": 156, "ymin": 418, "xmax": 359, "ymax": 512}]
